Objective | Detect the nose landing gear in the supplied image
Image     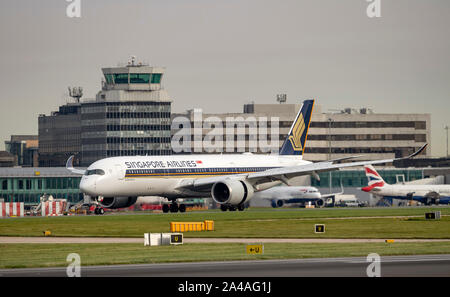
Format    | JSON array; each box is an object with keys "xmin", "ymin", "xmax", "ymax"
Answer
[{"xmin": 94, "ymin": 207, "xmax": 105, "ymax": 215}]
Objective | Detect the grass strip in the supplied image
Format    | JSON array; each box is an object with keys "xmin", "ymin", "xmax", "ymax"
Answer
[{"xmin": 1, "ymin": 210, "xmax": 449, "ymax": 239}]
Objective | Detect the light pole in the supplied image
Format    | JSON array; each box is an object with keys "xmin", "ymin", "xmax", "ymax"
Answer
[
  {"xmin": 328, "ymin": 118, "xmax": 333, "ymax": 193},
  {"xmin": 445, "ymin": 125, "xmax": 449, "ymax": 158}
]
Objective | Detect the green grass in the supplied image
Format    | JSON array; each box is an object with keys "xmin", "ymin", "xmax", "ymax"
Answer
[
  {"xmin": 0, "ymin": 207, "xmax": 449, "ymax": 239},
  {"xmin": 1, "ymin": 208, "xmax": 449, "ymax": 269},
  {"xmin": 1, "ymin": 242, "xmax": 449, "ymax": 269}
]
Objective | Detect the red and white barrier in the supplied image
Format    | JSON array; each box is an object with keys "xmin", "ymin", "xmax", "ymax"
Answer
[
  {"xmin": 0, "ymin": 202, "xmax": 24, "ymax": 217},
  {"xmin": 41, "ymin": 200, "xmax": 67, "ymax": 216}
]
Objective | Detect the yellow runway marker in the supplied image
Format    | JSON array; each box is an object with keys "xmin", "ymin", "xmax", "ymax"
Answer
[{"xmin": 246, "ymin": 244, "xmax": 264, "ymax": 255}]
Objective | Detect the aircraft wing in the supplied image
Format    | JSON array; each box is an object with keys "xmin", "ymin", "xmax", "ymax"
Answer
[
  {"xmin": 66, "ymin": 155, "xmax": 86, "ymax": 175},
  {"xmin": 177, "ymin": 144, "xmax": 428, "ymax": 191}
]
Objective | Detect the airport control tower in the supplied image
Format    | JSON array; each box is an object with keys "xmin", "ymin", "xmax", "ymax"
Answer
[
  {"xmin": 81, "ymin": 57, "xmax": 172, "ymax": 166},
  {"xmin": 96, "ymin": 56, "xmax": 170, "ymax": 101}
]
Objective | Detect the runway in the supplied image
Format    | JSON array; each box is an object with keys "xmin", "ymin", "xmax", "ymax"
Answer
[{"xmin": 1, "ymin": 255, "xmax": 449, "ymax": 277}]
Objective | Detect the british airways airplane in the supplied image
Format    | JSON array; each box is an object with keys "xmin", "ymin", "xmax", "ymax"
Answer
[
  {"xmin": 362, "ymin": 165, "xmax": 450, "ymax": 205},
  {"xmin": 252, "ymin": 185, "xmax": 343, "ymax": 208},
  {"xmin": 66, "ymin": 100, "xmax": 427, "ymax": 213}
]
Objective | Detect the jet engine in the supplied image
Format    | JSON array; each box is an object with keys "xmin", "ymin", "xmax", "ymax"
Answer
[
  {"xmin": 424, "ymin": 191, "xmax": 440, "ymax": 205},
  {"xmin": 211, "ymin": 180, "xmax": 254, "ymax": 206},
  {"xmin": 271, "ymin": 199, "xmax": 284, "ymax": 208},
  {"xmin": 99, "ymin": 196, "xmax": 137, "ymax": 209},
  {"xmin": 315, "ymin": 198, "xmax": 325, "ymax": 208}
]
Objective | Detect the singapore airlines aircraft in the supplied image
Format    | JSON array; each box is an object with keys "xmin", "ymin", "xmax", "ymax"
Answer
[
  {"xmin": 362, "ymin": 165, "xmax": 450, "ymax": 205},
  {"xmin": 67, "ymin": 99, "xmax": 427, "ymax": 213}
]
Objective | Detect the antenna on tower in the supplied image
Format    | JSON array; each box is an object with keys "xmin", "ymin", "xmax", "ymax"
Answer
[
  {"xmin": 276, "ymin": 94, "xmax": 287, "ymax": 104},
  {"xmin": 128, "ymin": 55, "xmax": 137, "ymax": 66},
  {"xmin": 68, "ymin": 87, "xmax": 83, "ymax": 103}
]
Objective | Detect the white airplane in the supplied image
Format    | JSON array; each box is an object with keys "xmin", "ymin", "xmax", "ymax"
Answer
[
  {"xmin": 66, "ymin": 99, "xmax": 427, "ymax": 213},
  {"xmin": 362, "ymin": 165, "xmax": 450, "ymax": 205},
  {"xmin": 251, "ymin": 185, "xmax": 342, "ymax": 209}
]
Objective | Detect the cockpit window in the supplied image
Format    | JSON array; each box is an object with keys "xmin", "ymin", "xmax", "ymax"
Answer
[{"xmin": 85, "ymin": 169, "xmax": 105, "ymax": 176}]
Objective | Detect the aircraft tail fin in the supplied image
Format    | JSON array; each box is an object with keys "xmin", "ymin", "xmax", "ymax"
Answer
[
  {"xmin": 362, "ymin": 165, "xmax": 387, "ymax": 192},
  {"xmin": 279, "ymin": 99, "xmax": 314, "ymax": 157}
]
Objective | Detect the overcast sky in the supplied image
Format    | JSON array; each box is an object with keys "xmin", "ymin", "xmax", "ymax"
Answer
[{"xmin": 0, "ymin": 0, "xmax": 449, "ymax": 156}]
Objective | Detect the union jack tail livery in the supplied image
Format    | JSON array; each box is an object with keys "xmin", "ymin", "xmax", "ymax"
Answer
[
  {"xmin": 279, "ymin": 99, "xmax": 314, "ymax": 157},
  {"xmin": 362, "ymin": 165, "xmax": 387, "ymax": 192}
]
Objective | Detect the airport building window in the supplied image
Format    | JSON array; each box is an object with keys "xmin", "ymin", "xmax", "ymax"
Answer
[
  {"xmin": 415, "ymin": 134, "xmax": 426, "ymax": 142},
  {"xmin": 71, "ymin": 178, "xmax": 81, "ymax": 189},
  {"xmin": 130, "ymin": 73, "xmax": 150, "ymax": 84},
  {"xmin": 113, "ymin": 73, "xmax": 129, "ymax": 84},
  {"xmin": 104, "ymin": 74, "xmax": 114, "ymax": 84},
  {"xmin": 308, "ymin": 134, "xmax": 423, "ymax": 141},
  {"xmin": 309, "ymin": 121, "xmax": 418, "ymax": 129},
  {"xmin": 1, "ymin": 180, "xmax": 7, "ymax": 190},
  {"xmin": 105, "ymin": 112, "xmax": 170, "ymax": 119},
  {"xmin": 151, "ymin": 73, "xmax": 162, "ymax": 84},
  {"xmin": 49, "ymin": 178, "xmax": 55, "ymax": 189},
  {"xmin": 304, "ymin": 147, "xmax": 423, "ymax": 155},
  {"xmin": 415, "ymin": 121, "xmax": 426, "ymax": 130}
]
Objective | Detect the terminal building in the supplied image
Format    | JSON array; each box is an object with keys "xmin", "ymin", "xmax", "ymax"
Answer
[
  {"xmin": 0, "ymin": 167, "xmax": 83, "ymax": 205},
  {"xmin": 171, "ymin": 99, "xmax": 431, "ymax": 161},
  {"xmin": 38, "ymin": 58, "xmax": 172, "ymax": 167}
]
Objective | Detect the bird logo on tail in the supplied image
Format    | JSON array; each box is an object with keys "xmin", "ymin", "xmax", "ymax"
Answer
[{"xmin": 279, "ymin": 99, "xmax": 314, "ymax": 156}]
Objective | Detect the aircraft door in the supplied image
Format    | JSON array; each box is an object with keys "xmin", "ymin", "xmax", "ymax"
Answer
[{"xmin": 115, "ymin": 164, "xmax": 125, "ymax": 180}]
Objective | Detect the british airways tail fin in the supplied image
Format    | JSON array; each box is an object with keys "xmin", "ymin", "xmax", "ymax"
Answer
[
  {"xmin": 279, "ymin": 99, "xmax": 314, "ymax": 157},
  {"xmin": 362, "ymin": 165, "xmax": 387, "ymax": 192}
]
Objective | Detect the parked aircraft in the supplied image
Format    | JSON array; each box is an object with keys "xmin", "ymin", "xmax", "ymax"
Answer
[
  {"xmin": 251, "ymin": 185, "xmax": 342, "ymax": 209},
  {"xmin": 362, "ymin": 165, "xmax": 450, "ymax": 205}
]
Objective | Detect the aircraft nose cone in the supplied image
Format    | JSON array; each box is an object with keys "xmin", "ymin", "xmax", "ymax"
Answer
[{"xmin": 80, "ymin": 178, "xmax": 96, "ymax": 195}]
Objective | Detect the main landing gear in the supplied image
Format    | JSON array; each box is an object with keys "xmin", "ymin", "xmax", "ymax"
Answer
[
  {"xmin": 162, "ymin": 202, "xmax": 186, "ymax": 213},
  {"xmin": 94, "ymin": 206, "xmax": 105, "ymax": 215}
]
